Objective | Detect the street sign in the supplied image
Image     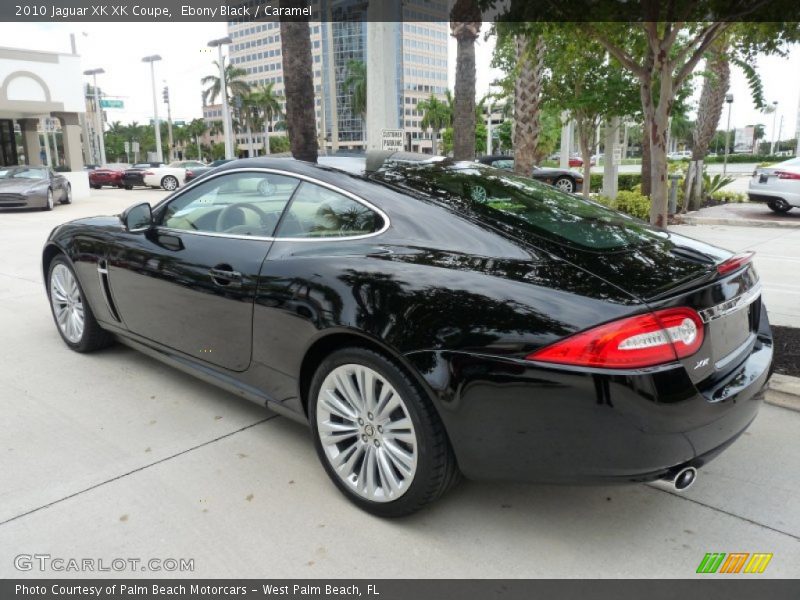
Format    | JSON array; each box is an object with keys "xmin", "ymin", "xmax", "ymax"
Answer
[
  {"xmin": 100, "ymin": 99, "xmax": 124, "ymax": 109},
  {"xmin": 124, "ymin": 141, "xmax": 130, "ymax": 153},
  {"xmin": 131, "ymin": 141, "xmax": 140, "ymax": 153},
  {"xmin": 381, "ymin": 129, "xmax": 404, "ymax": 152}
]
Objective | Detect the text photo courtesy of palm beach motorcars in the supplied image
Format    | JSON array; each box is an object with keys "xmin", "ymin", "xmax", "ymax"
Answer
[{"xmin": 1, "ymin": 0, "xmax": 800, "ymax": 589}]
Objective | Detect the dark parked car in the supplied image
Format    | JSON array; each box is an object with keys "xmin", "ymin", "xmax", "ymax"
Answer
[
  {"xmin": 89, "ymin": 166, "xmax": 126, "ymax": 189},
  {"xmin": 0, "ymin": 165, "xmax": 71, "ymax": 210},
  {"xmin": 184, "ymin": 159, "xmax": 234, "ymax": 183},
  {"xmin": 42, "ymin": 155, "xmax": 771, "ymax": 517},
  {"xmin": 121, "ymin": 162, "xmax": 165, "ymax": 190},
  {"xmin": 478, "ymin": 155, "xmax": 584, "ymax": 193}
]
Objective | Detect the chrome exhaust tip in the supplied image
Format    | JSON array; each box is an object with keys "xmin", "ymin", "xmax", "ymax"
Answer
[{"xmin": 650, "ymin": 466, "xmax": 698, "ymax": 492}]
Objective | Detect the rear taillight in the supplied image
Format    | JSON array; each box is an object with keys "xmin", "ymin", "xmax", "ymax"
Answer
[
  {"xmin": 526, "ymin": 307, "xmax": 704, "ymax": 369},
  {"xmin": 716, "ymin": 251, "xmax": 754, "ymax": 276},
  {"xmin": 143, "ymin": 171, "xmax": 153, "ymax": 175},
  {"xmin": 186, "ymin": 170, "xmax": 194, "ymax": 178},
  {"xmin": 775, "ymin": 170, "xmax": 800, "ymax": 180}
]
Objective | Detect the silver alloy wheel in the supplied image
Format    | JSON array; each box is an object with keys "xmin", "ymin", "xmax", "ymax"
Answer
[
  {"xmin": 50, "ymin": 263, "xmax": 85, "ymax": 343},
  {"xmin": 554, "ymin": 177, "xmax": 575, "ymax": 193},
  {"xmin": 162, "ymin": 176, "xmax": 178, "ymax": 191},
  {"xmin": 46, "ymin": 188, "xmax": 54, "ymax": 209},
  {"xmin": 316, "ymin": 363, "xmax": 418, "ymax": 502}
]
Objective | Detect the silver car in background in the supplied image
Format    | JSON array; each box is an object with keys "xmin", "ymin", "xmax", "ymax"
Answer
[
  {"xmin": 748, "ymin": 157, "xmax": 800, "ymax": 214},
  {"xmin": 0, "ymin": 166, "xmax": 71, "ymax": 211}
]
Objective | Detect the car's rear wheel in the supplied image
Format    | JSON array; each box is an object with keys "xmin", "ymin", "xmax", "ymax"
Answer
[
  {"xmin": 553, "ymin": 176, "xmax": 576, "ymax": 193},
  {"xmin": 47, "ymin": 256, "xmax": 113, "ymax": 352},
  {"xmin": 767, "ymin": 198, "xmax": 792, "ymax": 213},
  {"xmin": 309, "ymin": 347, "xmax": 459, "ymax": 517},
  {"xmin": 161, "ymin": 175, "xmax": 178, "ymax": 191},
  {"xmin": 60, "ymin": 184, "xmax": 72, "ymax": 204},
  {"xmin": 124, "ymin": 184, "xmax": 133, "ymax": 190}
]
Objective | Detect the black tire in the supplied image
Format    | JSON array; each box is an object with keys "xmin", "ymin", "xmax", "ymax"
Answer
[
  {"xmin": 91, "ymin": 184, "xmax": 101, "ymax": 190},
  {"xmin": 47, "ymin": 255, "xmax": 114, "ymax": 353},
  {"xmin": 767, "ymin": 198, "xmax": 792, "ymax": 213},
  {"xmin": 42, "ymin": 188, "xmax": 54, "ymax": 211},
  {"xmin": 124, "ymin": 185, "xmax": 133, "ymax": 190},
  {"xmin": 553, "ymin": 176, "xmax": 576, "ymax": 194},
  {"xmin": 309, "ymin": 347, "xmax": 459, "ymax": 517},
  {"xmin": 60, "ymin": 184, "xmax": 72, "ymax": 204}
]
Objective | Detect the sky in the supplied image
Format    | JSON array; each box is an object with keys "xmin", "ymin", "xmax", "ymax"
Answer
[{"xmin": 4, "ymin": 21, "xmax": 800, "ymax": 141}]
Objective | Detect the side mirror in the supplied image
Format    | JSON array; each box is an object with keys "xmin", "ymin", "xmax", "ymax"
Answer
[{"xmin": 121, "ymin": 202, "xmax": 152, "ymax": 231}]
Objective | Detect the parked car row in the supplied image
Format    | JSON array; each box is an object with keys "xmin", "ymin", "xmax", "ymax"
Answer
[{"xmin": 89, "ymin": 160, "xmax": 211, "ymax": 191}]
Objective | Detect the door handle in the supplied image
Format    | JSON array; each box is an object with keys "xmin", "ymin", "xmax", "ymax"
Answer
[{"xmin": 209, "ymin": 265, "xmax": 242, "ymax": 287}]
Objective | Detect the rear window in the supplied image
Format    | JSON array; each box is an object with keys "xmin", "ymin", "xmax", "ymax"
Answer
[{"xmin": 372, "ymin": 162, "xmax": 661, "ymax": 251}]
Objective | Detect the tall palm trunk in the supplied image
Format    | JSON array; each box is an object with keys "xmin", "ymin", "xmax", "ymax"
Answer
[
  {"xmin": 686, "ymin": 45, "xmax": 730, "ymax": 210},
  {"xmin": 513, "ymin": 35, "xmax": 546, "ymax": 177},
  {"xmin": 280, "ymin": 3, "xmax": 317, "ymax": 163},
  {"xmin": 450, "ymin": 0, "xmax": 481, "ymax": 161}
]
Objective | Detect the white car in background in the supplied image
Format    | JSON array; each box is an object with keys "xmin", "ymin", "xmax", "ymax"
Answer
[
  {"xmin": 142, "ymin": 160, "xmax": 206, "ymax": 191},
  {"xmin": 748, "ymin": 156, "xmax": 800, "ymax": 213}
]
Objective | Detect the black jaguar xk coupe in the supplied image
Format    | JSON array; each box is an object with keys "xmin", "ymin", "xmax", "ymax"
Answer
[{"xmin": 42, "ymin": 154, "xmax": 772, "ymax": 517}]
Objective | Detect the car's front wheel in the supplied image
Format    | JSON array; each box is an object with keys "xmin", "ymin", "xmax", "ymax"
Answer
[
  {"xmin": 309, "ymin": 347, "xmax": 459, "ymax": 517},
  {"xmin": 553, "ymin": 176, "xmax": 576, "ymax": 194},
  {"xmin": 161, "ymin": 175, "xmax": 178, "ymax": 191},
  {"xmin": 42, "ymin": 188, "xmax": 54, "ymax": 211},
  {"xmin": 767, "ymin": 198, "xmax": 792, "ymax": 213},
  {"xmin": 47, "ymin": 256, "xmax": 113, "ymax": 352}
]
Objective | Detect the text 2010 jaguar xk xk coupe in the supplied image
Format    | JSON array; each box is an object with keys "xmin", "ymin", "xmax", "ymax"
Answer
[{"xmin": 42, "ymin": 154, "xmax": 772, "ymax": 517}]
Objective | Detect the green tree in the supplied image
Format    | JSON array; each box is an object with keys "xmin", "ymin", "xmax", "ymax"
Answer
[
  {"xmin": 343, "ymin": 60, "xmax": 367, "ymax": 130},
  {"xmin": 201, "ymin": 62, "xmax": 251, "ymax": 107},
  {"xmin": 418, "ymin": 94, "xmax": 451, "ymax": 155}
]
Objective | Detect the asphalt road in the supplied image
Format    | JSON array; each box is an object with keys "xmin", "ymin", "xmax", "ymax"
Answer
[{"xmin": 1, "ymin": 188, "xmax": 798, "ymax": 578}]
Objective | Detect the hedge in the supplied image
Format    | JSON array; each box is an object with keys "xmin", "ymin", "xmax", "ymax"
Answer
[{"xmin": 589, "ymin": 173, "xmax": 642, "ymax": 193}]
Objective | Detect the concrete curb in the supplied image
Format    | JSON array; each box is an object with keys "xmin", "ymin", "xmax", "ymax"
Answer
[
  {"xmin": 675, "ymin": 215, "xmax": 800, "ymax": 228},
  {"xmin": 766, "ymin": 374, "xmax": 800, "ymax": 412}
]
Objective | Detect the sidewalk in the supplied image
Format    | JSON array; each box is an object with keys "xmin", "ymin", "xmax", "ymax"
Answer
[{"xmin": 677, "ymin": 201, "xmax": 800, "ymax": 227}]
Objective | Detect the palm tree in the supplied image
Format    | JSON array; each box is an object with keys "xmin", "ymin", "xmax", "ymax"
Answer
[
  {"xmin": 344, "ymin": 60, "xmax": 367, "ymax": 132},
  {"xmin": 201, "ymin": 62, "xmax": 251, "ymax": 107},
  {"xmin": 252, "ymin": 82, "xmax": 283, "ymax": 155},
  {"xmin": 450, "ymin": 0, "xmax": 481, "ymax": 160},
  {"xmin": 186, "ymin": 119, "xmax": 207, "ymax": 160},
  {"xmin": 418, "ymin": 94, "xmax": 451, "ymax": 155},
  {"xmin": 513, "ymin": 34, "xmax": 546, "ymax": 177},
  {"xmin": 280, "ymin": 4, "xmax": 318, "ymax": 163}
]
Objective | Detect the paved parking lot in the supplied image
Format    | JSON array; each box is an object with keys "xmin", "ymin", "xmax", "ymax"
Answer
[{"xmin": 1, "ymin": 188, "xmax": 799, "ymax": 578}]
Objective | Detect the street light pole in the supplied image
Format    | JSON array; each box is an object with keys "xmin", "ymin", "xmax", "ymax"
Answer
[
  {"xmin": 486, "ymin": 98, "xmax": 493, "ymax": 156},
  {"xmin": 83, "ymin": 68, "xmax": 106, "ymax": 166},
  {"xmin": 723, "ymin": 93, "xmax": 733, "ymax": 176},
  {"xmin": 769, "ymin": 100, "xmax": 778, "ymax": 155},
  {"xmin": 208, "ymin": 37, "xmax": 234, "ymax": 159},
  {"xmin": 142, "ymin": 55, "xmax": 163, "ymax": 162}
]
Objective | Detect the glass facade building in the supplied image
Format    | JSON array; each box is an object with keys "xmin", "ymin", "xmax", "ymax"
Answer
[{"xmin": 224, "ymin": 0, "xmax": 449, "ymax": 153}]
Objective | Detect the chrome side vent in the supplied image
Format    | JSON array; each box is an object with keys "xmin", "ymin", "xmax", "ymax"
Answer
[{"xmin": 97, "ymin": 259, "xmax": 121, "ymax": 322}]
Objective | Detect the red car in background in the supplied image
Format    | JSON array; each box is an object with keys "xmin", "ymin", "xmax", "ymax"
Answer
[
  {"xmin": 568, "ymin": 155, "xmax": 595, "ymax": 168},
  {"xmin": 89, "ymin": 166, "xmax": 127, "ymax": 189}
]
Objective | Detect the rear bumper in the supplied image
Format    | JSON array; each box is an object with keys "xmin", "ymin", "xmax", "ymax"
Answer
[
  {"xmin": 406, "ymin": 331, "xmax": 772, "ymax": 484},
  {"xmin": 748, "ymin": 181, "xmax": 800, "ymax": 206}
]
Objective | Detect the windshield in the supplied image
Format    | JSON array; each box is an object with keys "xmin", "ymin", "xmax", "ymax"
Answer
[
  {"xmin": 0, "ymin": 167, "xmax": 47, "ymax": 180},
  {"xmin": 371, "ymin": 162, "xmax": 662, "ymax": 252}
]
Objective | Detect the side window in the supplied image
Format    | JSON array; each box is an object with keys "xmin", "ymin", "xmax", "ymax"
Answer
[
  {"xmin": 275, "ymin": 182, "xmax": 383, "ymax": 238},
  {"xmin": 158, "ymin": 172, "xmax": 299, "ymax": 236}
]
